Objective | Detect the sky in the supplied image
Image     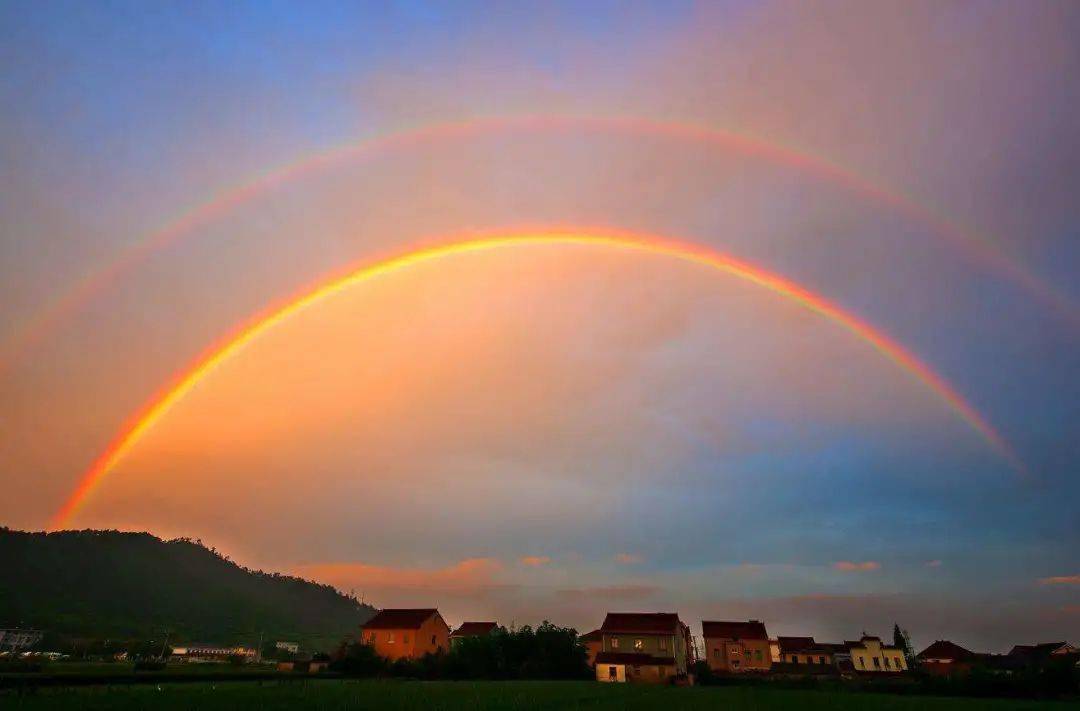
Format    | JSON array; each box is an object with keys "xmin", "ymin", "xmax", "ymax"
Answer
[{"xmin": 1, "ymin": 0, "xmax": 1078, "ymax": 652}]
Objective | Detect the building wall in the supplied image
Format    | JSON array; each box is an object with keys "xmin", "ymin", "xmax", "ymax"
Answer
[
  {"xmin": 364, "ymin": 614, "xmax": 450, "ymax": 660},
  {"xmin": 849, "ymin": 639, "xmax": 907, "ymax": 672},
  {"xmin": 602, "ymin": 631, "xmax": 687, "ymax": 674},
  {"xmin": 595, "ymin": 662, "xmax": 675, "ymax": 684},
  {"xmin": 596, "ymin": 663, "xmax": 627, "ymax": 683},
  {"xmin": 705, "ymin": 637, "xmax": 772, "ymax": 672},
  {"xmin": 781, "ymin": 651, "xmax": 833, "ymax": 665}
]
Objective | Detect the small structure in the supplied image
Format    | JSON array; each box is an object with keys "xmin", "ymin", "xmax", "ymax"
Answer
[
  {"xmin": 1008, "ymin": 642, "xmax": 1078, "ymax": 669},
  {"xmin": 917, "ymin": 640, "xmax": 980, "ymax": 676},
  {"xmin": 274, "ymin": 641, "xmax": 300, "ymax": 654},
  {"xmin": 579, "ymin": 629, "xmax": 602, "ymax": 667},
  {"xmin": 845, "ymin": 635, "xmax": 907, "ymax": 672},
  {"xmin": 701, "ymin": 620, "xmax": 772, "ymax": 672},
  {"xmin": 449, "ymin": 621, "xmax": 498, "ymax": 645},
  {"xmin": 171, "ymin": 643, "xmax": 257, "ymax": 663},
  {"xmin": 360, "ymin": 608, "xmax": 450, "ymax": 660},
  {"xmin": 594, "ymin": 612, "xmax": 692, "ymax": 683},
  {"xmin": 776, "ymin": 636, "xmax": 844, "ymax": 666},
  {"xmin": 277, "ymin": 655, "xmax": 329, "ymax": 673}
]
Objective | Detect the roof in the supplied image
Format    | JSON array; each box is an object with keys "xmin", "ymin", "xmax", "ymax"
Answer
[
  {"xmin": 918, "ymin": 640, "xmax": 975, "ymax": 661},
  {"xmin": 595, "ymin": 651, "xmax": 676, "ymax": 666},
  {"xmin": 450, "ymin": 622, "xmax": 498, "ymax": 638},
  {"xmin": 701, "ymin": 620, "xmax": 768, "ymax": 640},
  {"xmin": 846, "ymin": 638, "xmax": 901, "ymax": 652},
  {"xmin": 600, "ymin": 613, "xmax": 683, "ymax": 635},
  {"xmin": 579, "ymin": 629, "xmax": 602, "ymax": 642},
  {"xmin": 1009, "ymin": 642, "xmax": 1070, "ymax": 658},
  {"xmin": 361, "ymin": 609, "xmax": 440, "ymax": 630},
  {"xmin": 777, "ymin": 636, "xmax": 816, "ymax": 653}
]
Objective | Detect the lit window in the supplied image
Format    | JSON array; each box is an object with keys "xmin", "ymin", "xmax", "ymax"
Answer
[
  {"xmin": 659, "ymin": 638, "xmax": 668, "ymax": 651},
  {"xmin": 611, "ymin": 637, "xmax": 619, "ymax": 649},
  {"xmin": 634, "ymin": 639, "xmax": 644, "ymax": 650},
  {"xmin": 388, "ymin": 633, "xmax": 395, "ymax": 644}
]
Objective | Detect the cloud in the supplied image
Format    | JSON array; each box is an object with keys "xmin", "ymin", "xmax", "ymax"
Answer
[
  {"xmin": 925, "ymin": 560, "xmax": 943, "ymax": 567},
  {"xmin": 614, "ymin": 553, "xmax": 644, "ymax": 565},
  {"xmin": 295, "ymin": 557, "xmax": 503, "ymax": 592},
  {"xmin": 1037, "ymin": 574, "xmax": 1080, "ymax": 586},
  {"xmin": 519, "ymin": 555, "xmax": 552, "ymax": 567},
  {"xmin": 555, "ymin": 584, "xmax": 660, "ymax": 601},
  {"xmin": 832, "ymin": 561, "xmax": 881, "ymax": 572}
]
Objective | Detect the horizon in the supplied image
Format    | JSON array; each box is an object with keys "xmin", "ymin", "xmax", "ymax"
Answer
[{"xmin": 1, "ymin": 0, "xmax": 1077, "ymax": 656}]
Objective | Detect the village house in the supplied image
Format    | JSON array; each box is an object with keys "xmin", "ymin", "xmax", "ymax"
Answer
[
  {"xmin": 917, "ymin": 640, "xmax": 981, "ymax": 676},
  {"xmin": 701, "ymin": 620, "xmax": 772, "ymax": 673},
  {"xmin": 1008, "ymin": 642, "xmax": 1078, "ymax": 669},
  {"xmin": 360, "ymin": 608, "xmax": 451, "ymax": 661},
  {"xmin": 449, "ymin": 621, "xmax": 499, "ymax": 646},
  {"xmin": 594, "ymin": 612, "xmax": 692, "ymax": 683},
  {"xmin": 170, "ymin": 643, "xmax": 257, "ymax": 663},
  {"xmin": 776, "ymin": 636, "xmax": 845, "ymax": 667},
  {"xmin": 579, "ymin": 629, "xmax": 602, "ymax": 667},
  {"xmin": 845, "ymin": 635, "xmax": 908, "ymax": 672}
]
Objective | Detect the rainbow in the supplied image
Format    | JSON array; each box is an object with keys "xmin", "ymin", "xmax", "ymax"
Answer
[
  {"xmin": 3, "ymin": 115, "xmax": 1074, "ymax": 378},
  {"xmin": 49, "ymin": 229, "xmax": 1026, "ymax": 529}
]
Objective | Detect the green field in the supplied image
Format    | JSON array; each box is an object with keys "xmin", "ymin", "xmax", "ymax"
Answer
[{"xmin": 1, "ymin": 680, "xmax": 1074, "ymax": 710}]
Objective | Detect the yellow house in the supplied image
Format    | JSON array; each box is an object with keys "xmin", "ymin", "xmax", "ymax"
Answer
[{"xmin": 846, "ymin": 635, "xmax": 908, "ymax": 672}]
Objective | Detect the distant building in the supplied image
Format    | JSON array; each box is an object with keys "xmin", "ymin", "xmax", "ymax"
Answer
[
  {"xmin": 450, "ymin": 621, "xmax": 498, "ymax": 645},
  {"xmin": 701, "ymin": 620, "xmax": 772, "ymax": 673},
  {"xmin": 579, "ymin": 629, "xmax": 602, "ymax": 667},
  {"xmin": 595, "ymin": 612, "xmax": 692, "ymax": 683},
  {"xmin": 776, "ymin": 636, "xmax": 843, "ymax": 666},
  {"xmin": 360, "ymin": 608, "xmax": 450, "ymax": 660},
  {"xmin": 171, "ymin": 643, "xmax": 257, "ymax": 663},
  {"xmin": 0, "ymin": 629, "xmax": 43, "ymax": 652},
  {"xmin": 917, "ymin": 640, "xmax": 979, "ymax": 676},
  {"xmin": 1008, "ymin": 642, "xmax": 1078, "ymax": 668},
  {"xmin": 275, "ymin": 641, "xmax": 299, "ymax": 654},
  {"xmin": 845, "ymin": 635, "xmax": 907, "ymax": 672}
]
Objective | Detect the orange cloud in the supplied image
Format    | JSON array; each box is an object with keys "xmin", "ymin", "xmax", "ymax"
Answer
[
  {"xmin": 295, "ymin": 557, "xmax": 502, "ymax": 592},
  {"xmin": 614, "ymin": 553, "xmax": 644, "ymax": 565},
  {"xmin": 519, "ymin": 555, "xmax": 552, "ymax": 567},
  {"xmin": 1038, "ymin": 574, "xmax": 1080, "ymax": 586},
  {"xmin": 833, "ymin": 561, "xmax": 881, "ymax": 572}
]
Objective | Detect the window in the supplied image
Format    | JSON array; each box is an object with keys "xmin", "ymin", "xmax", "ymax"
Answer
[
  {"xmin": 884, "ymin": 657, "xmax": 891, "ymax": 669},
  {"xmin": 714, "ymin": 649, "xmax": 721, "ymax": 659},
  {"xmin": 788, "ymin": 655, "xmax": 795, "ymax": 663},
  {"xmin": 818, "ymin": 656, "xmax": 825, "ymax": 665},
  {"xmin": 388, "ymin": 633, "xmax": 395, "ymax": 644},
  {"xmin": 873, "ymin": 657, "xmax": 881, "ymax": 669},
  {"xmin": 368, "ymin": 633, "xmax": 376, "ymax": 643},
  {"xmin": 611, "ymin": 637, "xmax": 619, "ymax": 649},
  {"xmin": 659, "ymin": 637, "xmax": 668, "ymax": 651},
  {"xmin": 634, "ymin": 639, "xmax": 644, "ymax": 651},
  {"xmin": 755, "ymin": 650, "xmax": 763, "ymax": 661},
  {"xmin": 808, "ymin": 656, "xmax": 815, "ymax": 664},
  {"xmin": 608, "ymin": 666, "xmax": 617, "ymax": 680},
  {"xmin": 858, "ymin": 658, "xmax": 864, "ymax": 668},
  {"xmin": 403, "ymin": 634, "xmax": 409, "ymax": 645},
  {"xmin": 744, "ymin": 648, "xmax": 751, "ymax": 658},
  {"xmin": 431, "ymin": 635, "xmax": 437, "ymax": 645}
]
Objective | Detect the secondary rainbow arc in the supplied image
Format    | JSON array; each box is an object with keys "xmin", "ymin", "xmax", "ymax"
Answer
[
  {"xmin": 49, "ymin": 229, "xmax": 1026, "ymax": 530},
  {"xmin": 4, "ymin": 114, "xmax": 1074, "ymax": 379}
]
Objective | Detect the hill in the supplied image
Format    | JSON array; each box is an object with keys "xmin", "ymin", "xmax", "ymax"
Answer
[{"xmin": 0, "ymin": 528, "xmax": 374, "ymax": 652}]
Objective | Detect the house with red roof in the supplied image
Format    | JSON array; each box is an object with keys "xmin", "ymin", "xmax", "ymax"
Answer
[
  {"xmin": 702, "ymin": 620, "xmax": 772, "ymax": 673},
  {"xmin": 449, "ymin": 621, "xmax": 499, "ymax": 646},
  {"xmin": 594, "ymin": 612, "xmax": 692, "ymax": 683},
  {"xmin": 360, "ymin": 608, "xmax": 450, "ymax": 661}
]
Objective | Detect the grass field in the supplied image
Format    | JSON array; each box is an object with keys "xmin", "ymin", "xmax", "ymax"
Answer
[{"xmin": 1, "ymin": 680, "xmax": 1075, "ymax": 710}]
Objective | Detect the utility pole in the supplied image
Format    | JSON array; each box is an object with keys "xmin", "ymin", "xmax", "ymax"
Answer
[{"xmin": 158, "ymin": 629, "xmax": 171, "ymax": 661}]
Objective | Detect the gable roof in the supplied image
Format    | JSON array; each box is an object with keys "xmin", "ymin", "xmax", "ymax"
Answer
[
  {"xmin": 362, "ymin": 608, "xmax": 440, "ymax": 630},
  {"xmin": 1009, "ymin": 642, "xmax": 1071, "ymax": 658},
  {"xmin": 579, "ymin": 629, "xmax": 602, "ymax": 642},
  {"xmin": 601, "ymin": 613, "xmax": 683, "ymax": 634},
  {"xmin": 701, "ymin": 620, "xmax": 768, "ymax": 640},
  {"xmin": 450, "ymin": 622, "xmax": 498, "ymax": 638},
  {"xmin": 918, "ymin": 640, "xmax": 975, "ymax": 661}
]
